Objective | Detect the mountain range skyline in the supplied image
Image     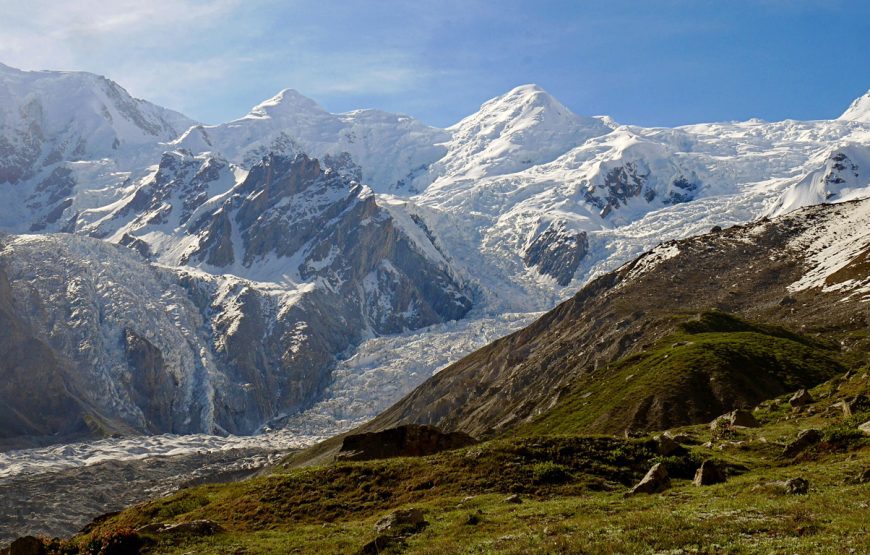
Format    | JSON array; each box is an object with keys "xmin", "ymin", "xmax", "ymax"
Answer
[{"xmin": 2, "ymin": 1, "xmax": 869, "ymax": 128}]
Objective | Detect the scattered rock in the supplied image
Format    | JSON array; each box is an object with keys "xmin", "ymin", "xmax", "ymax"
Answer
[
  {"xmin": 357, "ymin": 535, "xmax": 405, "ymax": 555},
  {"xmin": 136, "ymin": 519, "xmax": 223, "ymax": 537},
  {"xmin": 784, "ymin": 477, "xmax": 809, "ymax": 495},
  {"xmin": 374, "ymin": 508, "xmax": 427, "ymax": 535},
  {"xmin": 654, "ymin": 434, "xmax": 684, "ymax": 456},
  {"xmin": 756, "ymin": 477, "xmax": 810, "ymax": 495},
  {"xmin": 336, "ymin": 425, "xmax": 476, "ymax": 462},
  {"xmin": 711, "ymin": 409, "xmax": 758, "ymax": 429},
  {"xmin": 789, "ymin": 389, "xmax": 813, "ymax": 407},
  {"xmin": 9, "ymin": 537, "xmax": 44, "ymax": 555},
  {"xmin": 629, "ymin": 463, "xmax": 671, "ymax": 495},
  {"xmin": 782, "ymin": 429, "xmax": 823, "ymax": 458},
  {"xmin": 840, "ymin": 395, "xmax": 870, "ymax": 418},
  {"xmin": 504, "ymin": 494, "xmax": 523, "ymax": 504},
  {"xmin": 663, "ymin": 431, "xmax": 696, "ymax": 444},
  {"xmin": 693, "ymin": 460, "xmax": 727, "ymax": 486}
]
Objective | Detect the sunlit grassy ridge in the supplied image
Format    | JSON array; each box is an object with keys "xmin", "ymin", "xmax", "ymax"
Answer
[{"xmin": 517, "ymin": 312, "xmax": 845, "ymax": 436}]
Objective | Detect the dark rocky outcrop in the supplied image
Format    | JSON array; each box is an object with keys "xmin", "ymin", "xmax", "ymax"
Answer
[
  {"xmin": 782, "ymin": 429, "xmax": 822, "ymax": 458},
  {"xmin": 693, "ymin": 460, "xmax": 727, "ymax": 486},
  {"xmin": 374, "ymin": 508, "xmax": 427, "ymax": 534},
  {"xmin": 336, "ymin": 425, "xmax": 477, "ymax": 462},
  {"xmin": 783, "ymin": 477, "xmax": 809, "ymax": 495},
  {"xmin": 839, "ymin": 395, "xmax": 870, "ymax": 417},
  {"xmin": 0, "ymin": 261, "xmax": 93, "ymax": 445},
  {"xmin": 123, "ymin": 329, "xmax": 177, "ymax": 432},
  {"xmin": 357, "ymin": 508, "xmax": 427, "ymax": 555},
  {"xmin": 789, "ymin": 389, "xmax": 813, "ymax": 407},
  {"xmin": 654, "ymin": 434, "xmax": 684, "ymax": 456},
  {"xmin": 8, "ymin": 536, "xmax": 44, "ymax": 555},
  {"xmin": 523, "ymin": 221, "xmax": 588, "ymax": 285},
  {"xmin": 711, "ymin": 409, "xmax": 759, "ymax": 430}
]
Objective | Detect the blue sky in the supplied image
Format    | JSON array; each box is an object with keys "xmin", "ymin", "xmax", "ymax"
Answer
[{"xmin": 1, "ymin": 0, "xmax": 868, "ymax": 127}]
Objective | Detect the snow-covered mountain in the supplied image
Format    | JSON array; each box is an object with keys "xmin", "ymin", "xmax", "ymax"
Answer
[
  {"xmin": 2, "ymin": 61, "xmax": 870, "ymax": 447},
  {"xmin": 0, "ymin": 63, "xmax": 197, "ymax": 232},
  {"xmin": 0, "ymin": 212, "xmax": 469, "ymax": 442},
  {"xmin": 171, "ymin": 88, "xmax": 449, "ymax": 193}
]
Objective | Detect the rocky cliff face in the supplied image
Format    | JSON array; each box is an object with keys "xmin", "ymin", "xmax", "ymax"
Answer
[
  {"xmin": 0, "ymin": 151, "xmax": 473, "ymax": 445},
  {"xmin": 0, "ymin": 254, "xmax": 93, "ymax": 446},
  {"xmin": 107, "ymin": 152, "xmax": 473, "ymax": 335}
]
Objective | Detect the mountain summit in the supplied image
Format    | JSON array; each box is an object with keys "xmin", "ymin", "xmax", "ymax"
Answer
[
  {"xmin": 248, "ymin": 88, "xmax": 329, "ymax": 119},
  {"xmin": 839, "ymin": 89, "xmax": 870, "ymax": 123},
  {"xmin": 432, "ymin": 84, "xmax": 613, "ymax": 183}
]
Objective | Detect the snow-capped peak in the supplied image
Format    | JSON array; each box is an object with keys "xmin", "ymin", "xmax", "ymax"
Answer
[
  {"xmin": 423, "ymin": 84, "xmax": 612, "ymax": 185},
  {"xmin": 839, "ymin": 89, "xmax": 870, "ymax": 123},
  {"xmin": 450, "ymin": 83, "xmax": 595, "ymax": 132},
  {"xmin": 247, "ymin": 88, "xmax": 328, "ymax": 119}
]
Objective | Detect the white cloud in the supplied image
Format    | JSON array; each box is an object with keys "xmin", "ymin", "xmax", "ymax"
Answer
[
  {"xmin": 0, "ymin": 0, "xmax": 464, "ymax": 121},
  {"xmin": 0, "ymin": 0, "xmax": 244, "ymax": 69}
]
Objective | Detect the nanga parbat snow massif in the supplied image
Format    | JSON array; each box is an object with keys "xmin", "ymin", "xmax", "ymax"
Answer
[{"xmin": 1, "ymin": 60, "xmax": 870, "ymax": 446}]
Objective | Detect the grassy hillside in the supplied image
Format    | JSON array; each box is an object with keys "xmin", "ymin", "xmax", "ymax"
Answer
[
  {"xmin": 517, "ymin": 312, "xmax": 846, "ymax": 436},
  {"xmin": 39, "ymin": 322, "xmax": 870, "ymax": 554}
]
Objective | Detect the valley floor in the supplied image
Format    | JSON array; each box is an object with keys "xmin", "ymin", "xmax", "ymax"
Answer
[{"xmin": 40, "ymin": 370, "xmax": 870, "ymax": 554}]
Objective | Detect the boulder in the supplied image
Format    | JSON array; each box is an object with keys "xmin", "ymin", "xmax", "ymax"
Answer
[
  {"xmin": 840, "ymin": 395, "xmax": 870, "ymax": 418},
  {"xmin": 374, "ymin": 508, "xmax": 427, "ymax": 535},
  {"xmin": 789, "ymin": 389, "xmax": 813, "ymax": 407},
  {"xmin": 654, "ymin": 434, "xmax": 683, "ymax": 456},
  {"xmin": 629, "ymin": 463, "xmax": 671, "ymax": 495},
  {"xmin": 693, "ymin": 460, "xmax": 727, "ymax": 486},
  {"xmin": 356, "ymin": 535, "xmax": 404, "ymax": 555},
  {"xmin": 755, "ymin": 477, "xmax": 810, "ymax": 495},
  {"xmin": 504, "ymin": 494, "xmax": 523, "ymax": 504},
  {"xmin": 782, "ymin": 429, "xmax": 823, "ymax": 458},
  {"xmin": 859, "ymin": 420, "xmax": 870, "ymax": 436},
  {"xmin": 711, "ymin": 409, "xmax": 758, "ymax": 430},
  {"xmin": 784, "ymin": 477, "xmax": 809, "ymax": 495},
  {"xmin": 9, "ymin": 537, "xmax": 44, "ymax": 555},
  {"xmin": 337, "ymin": 425, "xmax": 477, "ymax": 462}
]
